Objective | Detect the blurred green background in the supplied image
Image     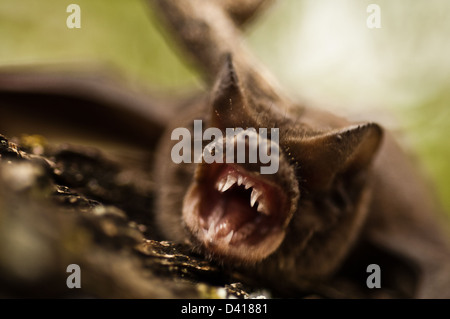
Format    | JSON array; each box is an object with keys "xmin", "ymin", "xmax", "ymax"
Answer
[{"xmin": 1, "ymin": 0, "xmax": 449, "ymax": 215}]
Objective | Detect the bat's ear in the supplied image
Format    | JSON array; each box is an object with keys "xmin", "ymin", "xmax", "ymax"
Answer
[
  {"xmin": 209, "ymin": 54, "xmax": 250, "ymax": 129},
  {"xmin": 286, "ymin": 123, "xmax": 383, "ymax": 191}
]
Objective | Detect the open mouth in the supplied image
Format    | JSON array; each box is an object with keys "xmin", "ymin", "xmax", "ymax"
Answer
[{"xmin": 182, "ymin": 163, "xmax": 291, "ymax": 262}]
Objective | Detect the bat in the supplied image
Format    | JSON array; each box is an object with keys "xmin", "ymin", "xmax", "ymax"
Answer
[
  {"xmin": 1, "ymin": 0, "xmax": 449, "ymax": 298},
  {"xmin": 152, "ymin": 55, "xmax": 450, "ymax": 298}
]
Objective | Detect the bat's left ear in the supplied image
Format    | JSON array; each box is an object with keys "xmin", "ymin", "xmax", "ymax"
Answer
[
  {"xmin": 286, "ymin": 123, "xmax": 383, "ymax": 191},
  {"xmin": 209, "ymin": 54, "xmax": 251, "ymax": 129}
]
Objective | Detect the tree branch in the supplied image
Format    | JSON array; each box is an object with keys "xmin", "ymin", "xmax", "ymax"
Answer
[
  {"xmin": 148, "ymin": 0, "xmax": 291, "ymax": 108},
  {"xmin": 218, "ymin": 0, "xmax": 275, "ymax": 26}
]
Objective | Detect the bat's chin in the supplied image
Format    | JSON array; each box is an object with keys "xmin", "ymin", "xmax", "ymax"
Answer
[{"xmin": 182, "ymin": 163, "xmax": 291, "ymax": 263}]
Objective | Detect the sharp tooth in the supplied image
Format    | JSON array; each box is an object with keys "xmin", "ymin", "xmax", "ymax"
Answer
[
  {"xmin": 237, "ymin": 175, "xmax": 243, "ymax": 186},
  {"xmin": 221, "ymin": 175, "xmax": 236, "ymax": 192},
  {"xmin": 256, "ymin": 202, "xmax": 269, "ymax": 215},
  {"xmin": 224, "ymin": 230, "xmax": 234, "ymax": 244},
  {"xmin": 250, "ymin": 189, "xmax": 260, "ymax": 207},
  {"xmin": 216, "ymin": 179, "xmax": 226, "ymax": 192},
  {"xmin": 244, "ymin": 181, "xmax": 254, "ymax": 190}
]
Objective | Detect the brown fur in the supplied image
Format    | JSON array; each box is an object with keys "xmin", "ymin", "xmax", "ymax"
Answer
[{"xmin": 154, "ymin": 57, "xmax": 450, "ymax": 298}]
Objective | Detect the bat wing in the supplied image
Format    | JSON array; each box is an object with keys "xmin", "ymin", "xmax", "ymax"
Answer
[
  {"xmin": 0, "ymin": 67, "xmax": 187, "ymax": 152},
  {"xmin": 364, "ymin": 134, "xmax": 450, "ymax": 298}
]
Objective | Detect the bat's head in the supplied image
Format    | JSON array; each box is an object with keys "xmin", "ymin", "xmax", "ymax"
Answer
[{"xmin": 157, "ymin": 55, "xmax": 383, "ymax": 281}]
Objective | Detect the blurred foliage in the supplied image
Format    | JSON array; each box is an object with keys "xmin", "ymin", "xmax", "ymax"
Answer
[
  {"xmin": 0, "ymin": 0, "xmax": 198, "ymax": 89},
  {"xmin": 405, "ymin": 89, "xmax": 450, "ymax": 215},
  {"xmin": 0, "ymin": 0, "xmax": 449, "ymax": 216}
]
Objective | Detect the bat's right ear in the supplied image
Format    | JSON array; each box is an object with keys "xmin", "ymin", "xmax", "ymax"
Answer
[
  {"xmin": 209, "ymin": 54, "xmax": 249, "ymax": 129},
  {"xmin": 285, "ymin": 123, "xmax": 383, "ymax": 191}
]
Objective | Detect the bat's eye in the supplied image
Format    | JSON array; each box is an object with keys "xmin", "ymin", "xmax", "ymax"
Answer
[{"xmin": 182, "ymin": 163, "xmax": 291, "ymax": 262}]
